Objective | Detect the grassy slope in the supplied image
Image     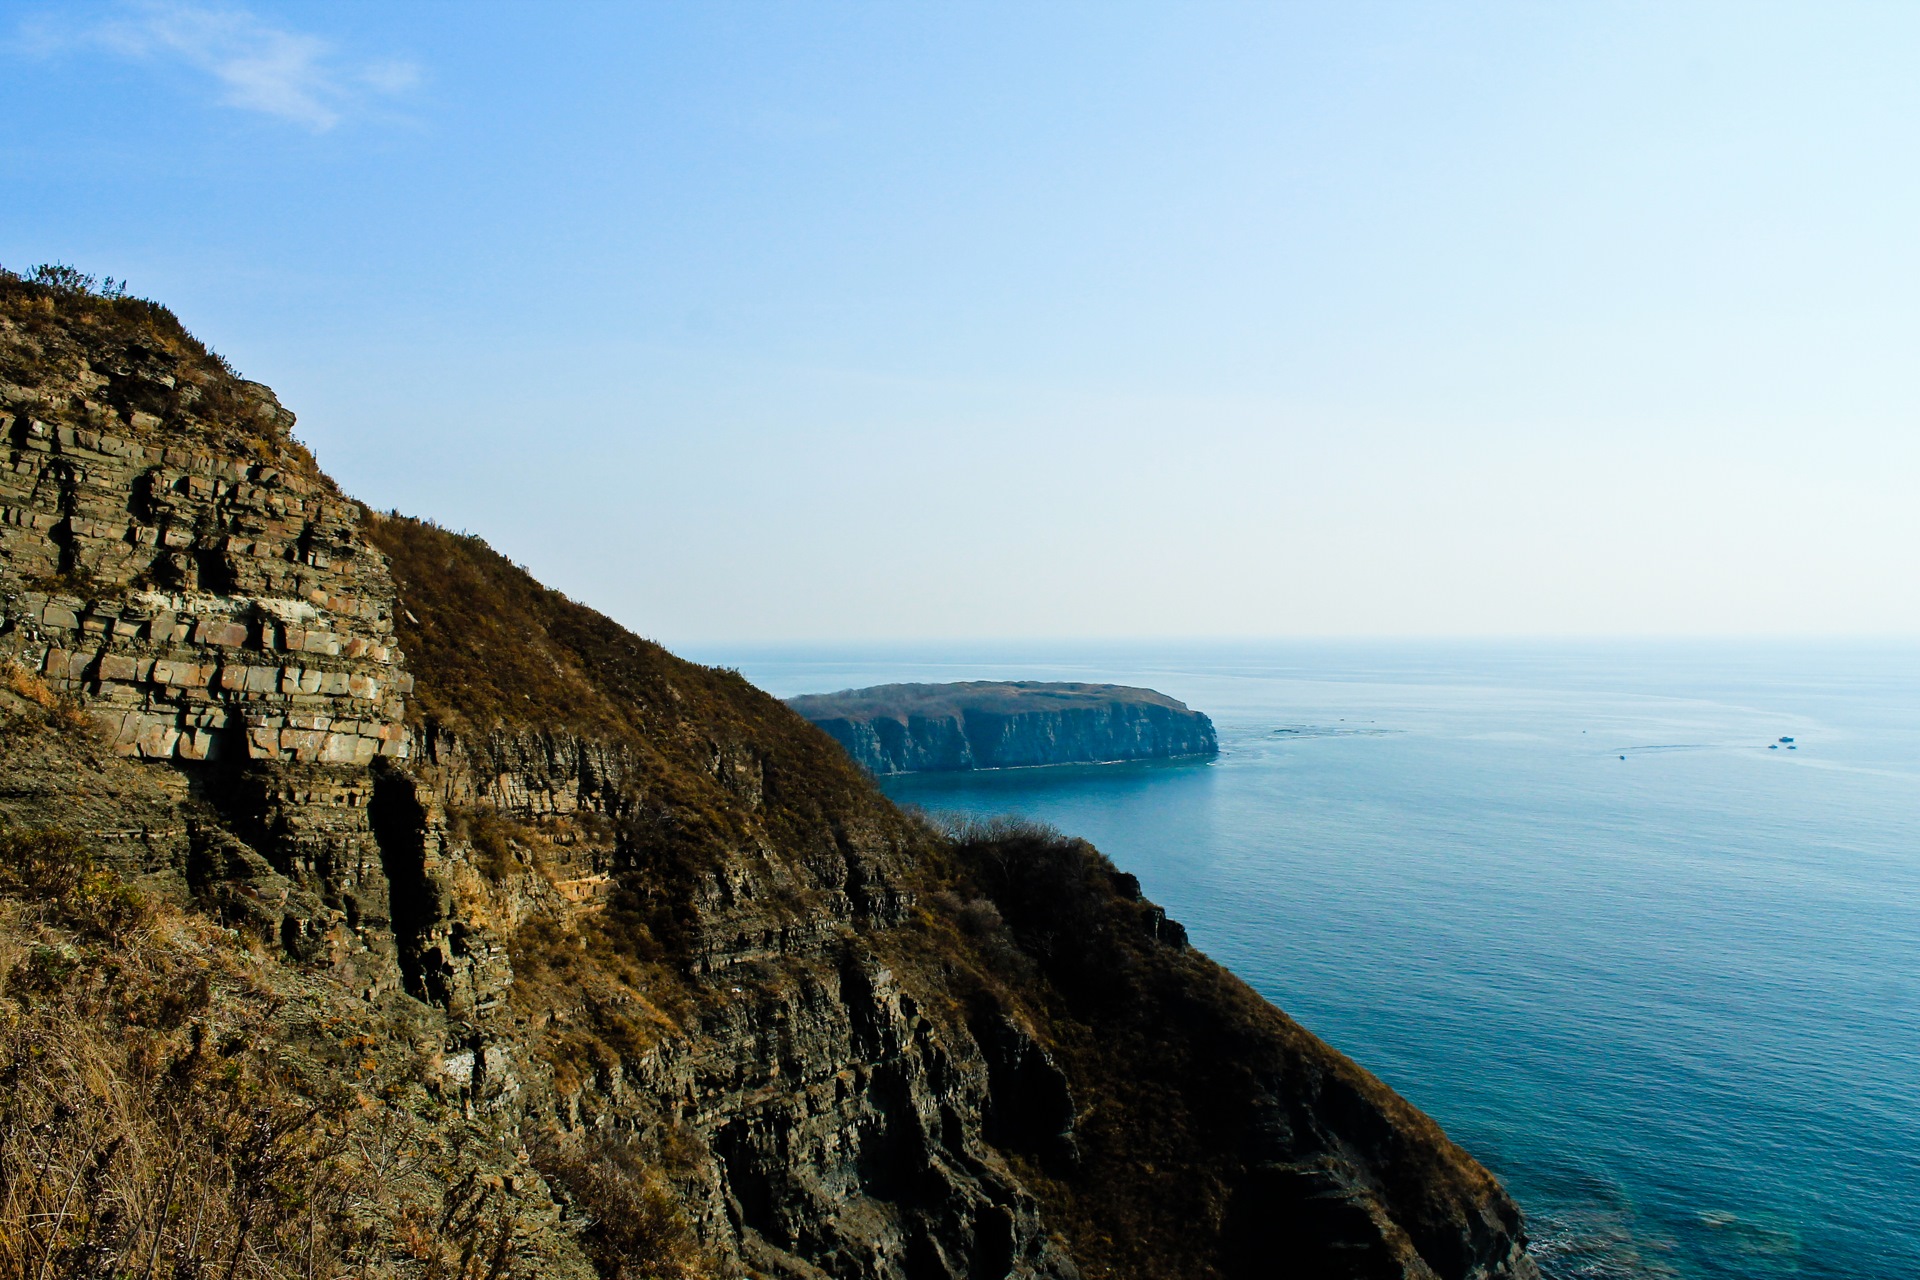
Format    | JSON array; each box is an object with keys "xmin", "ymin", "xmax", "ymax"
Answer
[
  {"xmin": 364, "ymin": 515, "xmax": 924, "ymax": 1110},
  {"xmin": 364, "ymin": 513, "xmax": 907, "ymax": 871}
]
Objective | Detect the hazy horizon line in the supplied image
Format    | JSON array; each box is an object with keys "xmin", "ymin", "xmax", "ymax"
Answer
[{"xmin": 677, "ymin": 633, "xmax": 1920, "ymax": 653}]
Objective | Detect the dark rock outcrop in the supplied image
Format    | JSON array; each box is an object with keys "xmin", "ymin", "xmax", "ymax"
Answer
[
  {"xmin": 0, "ymin": 272, "xmax": 1534, "ymax": 1280},
  {"xmin": 789, "ymin": 682, "xmax": 1219, "ymax": 775}
]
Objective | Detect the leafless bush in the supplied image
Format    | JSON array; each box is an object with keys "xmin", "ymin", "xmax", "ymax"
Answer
[
  {"xmin": 19, "ymin": 263, "xmax": 128, "ymax": 299},
  {"xmin": 926, "ymin": 810, "xmax": 1064, "ymax": 849},
  {"xmin": 534, "ymin": 1133, "xmax": 705, "ymax": 1280}
]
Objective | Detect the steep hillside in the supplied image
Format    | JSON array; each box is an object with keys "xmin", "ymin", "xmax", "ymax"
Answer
[{"xmin": 0, "ymin": 268, "xmax": 1535, "ymax": 1280}]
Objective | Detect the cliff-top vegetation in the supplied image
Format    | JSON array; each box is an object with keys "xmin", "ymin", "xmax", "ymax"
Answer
[
  {"xmin": 0, "ymin": 265, "xmax": 320, "ymax": 471},
  {"xmin": 787, "ymin": 680, "xmax": 1203, "ymax": 722}
]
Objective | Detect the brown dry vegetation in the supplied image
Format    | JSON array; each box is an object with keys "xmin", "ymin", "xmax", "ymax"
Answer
[
  {"xmin": 365, "ymin": 515, "xmax": 910, "ymax": 874},
  {"xmin": 533, "ymin": 1134, "xmax": 705, "ymax": 1280},
  {"xmin": 0, "ymin": 830, "xmax": 539, "ymax": 1280},
  {"xmin": 0, "ymin": 659, "xmax": 94, "ymax": 740},
  {"xmin": 364, "ymin": 513, "xmax": 919, "ymax": 1034}
]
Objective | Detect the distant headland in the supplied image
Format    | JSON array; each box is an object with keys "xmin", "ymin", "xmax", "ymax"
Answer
[{"xmin": 787, "ymin": 680, "xmax": 1219, "ymax": 774}]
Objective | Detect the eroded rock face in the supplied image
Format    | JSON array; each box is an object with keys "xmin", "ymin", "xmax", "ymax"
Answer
[
  {"xmin": 374, "ymin": 722, "xmax": 1085, "ymax": 1279},
  {"xmin": 0, "ymin": 279, "xmax": 1534, "ymax": 1280},
  {"xmin": 650, "ymin": 956, "xmax": 1080, "ymax": 1280},
  {"xmin": 0, "ymin": 419, "xmax": 409, "ymax": 767},
  {"xmin": 789, "ymin": 682, "xmax": 1220, "ymax": 775},
  {"xmin": 0, "ymin": 299, "xmax": 411, "ymax": 992}
]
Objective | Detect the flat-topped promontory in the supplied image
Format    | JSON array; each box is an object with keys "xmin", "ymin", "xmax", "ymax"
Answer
[{"xmin": 788, "ymin": 679, "xmax": 1219, "ymax": 774}]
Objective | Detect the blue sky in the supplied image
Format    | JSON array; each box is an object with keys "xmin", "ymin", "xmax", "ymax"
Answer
[{"xmin": 4, "ymin": 2, "xmax": 1917, "ymax": 642}]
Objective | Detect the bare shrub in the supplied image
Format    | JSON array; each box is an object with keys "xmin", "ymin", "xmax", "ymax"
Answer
[
  {"xmin": 534, "ymin": 1134, "xmax": 705, "ymax": 1280},
  {"xmin": 21, "ymin": 263, "xmax": 127, "ymax": 299},
  {"xmin": 930, "ymin": 811, "xmax": 1064, "ymax": 849},
  {"xmin": 0, "ymin": 903, "xmax": 355, "ymax": 1276}
]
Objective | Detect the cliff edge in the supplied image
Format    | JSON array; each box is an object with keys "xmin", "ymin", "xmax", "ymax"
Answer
[
  {"xmin": 0, "ymin": 269, "xmax": 1533, "ymax": 1280},
  {"xmin": 789, "ymin": 681, "xmax": 1219, "ymax": 775}
]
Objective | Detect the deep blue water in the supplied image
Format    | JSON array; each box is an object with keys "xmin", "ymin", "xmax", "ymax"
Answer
[{"xmin": 691, "ymin": 642, "xmax": 1920, "ymax": 1280}]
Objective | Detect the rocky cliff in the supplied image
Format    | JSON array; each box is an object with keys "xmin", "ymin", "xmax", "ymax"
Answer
[
  {"xmin": 788, "ymin": 683, "xmax": 1218, "ymax": 776},
  {"xmin": 0, "ymin": 270, "xmax": 1535, "ymax": 1280}
]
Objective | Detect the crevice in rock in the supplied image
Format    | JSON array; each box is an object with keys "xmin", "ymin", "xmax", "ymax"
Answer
[
  {"xmin": 369, "ymin": 761, "xmax": 446, "ymax": 1004},
  {"xmin": 716, "ymin": 1116, "xmax": 783, "ymax": 1245},
  {"xmin": 972, "ymin": 1013, "xmax": 1078, "ymax": 1174}
]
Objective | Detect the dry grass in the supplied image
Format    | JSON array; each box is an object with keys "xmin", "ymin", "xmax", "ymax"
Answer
[
  {"xmin": 0, "ymin": 660, "xmax": 96, "ymax": 739},
  {"xmin": 0, "ymin": 662, "xmax": 57, "ymax": 711},
  {"xmin": 0, "ymin": 831, "xmax": 533, "ymax": 1280},
  {"xmin": 362, "ymin": 515, "xmax": 903, "ymax": 867},
  {"xmin": 532, "ymin": 1135, "xmax": 706, "ymax": 1280}
]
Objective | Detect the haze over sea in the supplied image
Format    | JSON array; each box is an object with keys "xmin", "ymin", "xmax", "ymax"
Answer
[{"xmin": 696, "ymin": 641, "xmax": 1920, "ymax": 1280}]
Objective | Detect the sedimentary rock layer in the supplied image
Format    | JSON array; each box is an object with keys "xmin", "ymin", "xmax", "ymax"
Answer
[{"xmin": 789, "ymin": 681, "xmax": 1219, "ymax": 775}]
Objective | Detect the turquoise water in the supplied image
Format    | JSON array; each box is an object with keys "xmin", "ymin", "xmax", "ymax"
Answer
[{"xmin": 694, "ymin": 642, "xmax": 1920, "ymax": 1279}]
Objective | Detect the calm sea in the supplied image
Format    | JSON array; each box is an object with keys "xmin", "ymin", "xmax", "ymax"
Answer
[{"xmin": 690, "ymin": 642, "xmax": 1920, "ymax": 1280}]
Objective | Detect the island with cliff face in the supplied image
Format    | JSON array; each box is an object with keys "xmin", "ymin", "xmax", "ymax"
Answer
[{"xmin": 788, "ymin": 680, "xmax": 1219, "ymax": 775}]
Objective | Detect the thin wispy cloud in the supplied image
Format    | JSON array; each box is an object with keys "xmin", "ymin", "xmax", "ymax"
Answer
[{"xmin": 22, "ymin": 2, "xmax": 419, "ymax": 131}]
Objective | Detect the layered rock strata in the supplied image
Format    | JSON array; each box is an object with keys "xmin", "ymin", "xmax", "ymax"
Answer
[
  {"xmin": 0, "ymin": 413, "xmax": 409, "ymax": 767},
  {"xmin": 0, "ymin": 284, "xmax": 410, "ymax": 993},
  {"xmin": 788, "ymin": 681, "xmax": 1219, "ymax": 775}
]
